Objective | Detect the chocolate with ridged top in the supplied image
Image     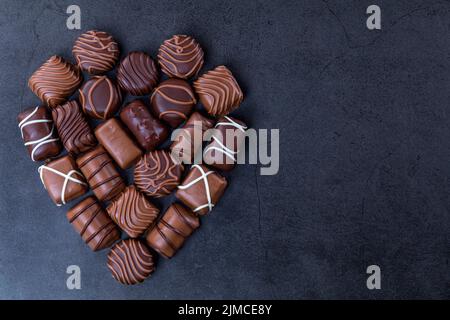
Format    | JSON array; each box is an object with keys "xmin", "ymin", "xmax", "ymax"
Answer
[
  {"xmin": 72, "ymin": 30, "xmax": 119, "ymax": 74},
  {"xmin": 52, "ymin": 100, "xmax": 97, "ymax": 155},
  {"xmin": 76, "ymin": 146, "xmax": 125, "ymax": 202},
  {"xmin": 106, "ymin": 185, "xmax": 159, "ymax": 238},
  {"xmin": 117, "ymin": 51, "xmax": 159, "ymax": 96},
  {"xmin": 67, "ymin": 196, "xmax": 121, "ymax": 251},
  {"xmin": 28, "ymin": 56, "xmax": 82, "ymax": 108},
  {"xmin": 17, "ymin": 106, "xmax": 62, "ymax": 162},
  {"xmin": 150, "ymin": 79, "xmax": 196, "ymax": 128},
  {"xmin": 158, "ymin": 35, "xmax": 204, "ymax": 79},
  {"xmin": 134, "ymin": 150, "xmax": 184, "ymax": 198},
  {"xmin": 120, "ymin": 100, "xmax": 169, "ymax": 151},
  {"xmin": 146, "ymin": 203, "xmax": 199, "ymax": 258},
  {"xmin": 107, "ymin": 239, "xmax": 155, "ymax": 285},
  {"xmin": 79, "ymin": 76, "xmax": 122, "ymax": 120},
  {"xmin": 194, "ymin": 65, "xmax": 243, "ymax": 116},
  {"xmin": 94, "ymin": 118, "xmax": 142, "ymax": 170}
]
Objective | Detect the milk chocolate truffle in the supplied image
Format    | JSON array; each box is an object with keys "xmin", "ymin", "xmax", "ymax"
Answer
[
  {"xmin": 79, "ymin": 76, "xmax": 122, "ymax": 120},
  {"xmin": 106, "ymin": 186, "xmax": 159, "ymax": 238},
  {"xmin": 158, "ymin": 35, "xmax": 204, "ymax": 79},
  {"xmin": 176, "ymin": 164, "xmax": 227, "ymax": 215},
  {"xmin": 170, "ymin": 112, "xmax": 215, "ymax": 163},
  {"xmin": 107, "ymin": 239, "xmax": 155, "ymax": 285},
  {"xmin": 203, "ymin": 116, "xmax": 247, "ymax": 171},
  {"xmin": 94, "ymin": 118, "xmax": 142, "ymax": 170},
  {"xmin": 52, "ymin": 100, "xmax": 97, "ymax": 155},
  {"xmin": 194, "ymin": 66, "xmax": 243, "ymax": 116},
  {"xmin": 72, "ymin": 30, "xmax": 120, "ymax": 74},
  {"xmin": 17, "ymin": 106, "xmax": 62, "ymax": 161},
  {"xmin": 146, "ymin": 203, "xmax": 199, "ymax": 258},
  {"xmin": 117, "ymin": 51, "xmax": 159, "ymax": 96},
  {"xmin": 134, "ymin": 150, "xmax": 184, "ymax": 198},
  {"xmin": 67, "ymin": 196, "xmax": 121, "ymax": 251},
  {"xmin": 28, "ymin": 56, "xmax": 82, "ymax": 108},
  {"xmin": 120, "ymin": 100, "xmax": 169, "ymax": 151},
  {"xmin": 76, "ymin": 146, "xmax": 126, "ymax": 202},
  {"xmin": 150, "ymin": 79, "xmax": 196, "ymax": 128},
  {"xmin": 38, "ymin": 155, "xmax": 88, "ymax": 206}
]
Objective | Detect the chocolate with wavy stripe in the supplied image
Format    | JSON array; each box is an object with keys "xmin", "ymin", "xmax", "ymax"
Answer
[
  {"xmin": 28, "ymin": 56, "xmax": 82, "ymax": 108},
  {"xmin": 158, "ymin": 35, "xmax": 204, "ymax": 79},
  {"xmin": 117, "ymin": 51, "xmax": 159, "ymax": 96},
  {"xmin": 67, "ymin": 196, "xmax": 121, "ymax": 251},
  {"xmin": 134, "ymin": 150, "xmax": 184, "ymax": 198},
  {"xmin": 146, "ymin": 203, "xmax": 199, "ymax": 258},
  {"xmin": 76, "ymin": 146, "xmax": 125, "ymax": 202},
  {"xmin": 150, "ymin": 78, "xmax": 196, "ymax": 128},
  {"xmin": 72, "ymin": 30, "xmax": 120, "ymax": 74},
  {"xmin": 52, "ymin": 100, "xmax": 97, "ymax": 155},
  {"xmin": 107, "ymin": 239, "xmax": 155, "ymax": 285},
  {"xmin": 106, "ymin": 185, "xmax": 159, "ymax": 238},
  {"xmin": 193, "ymin": 65, "xmax": 243, "ymax": 116}
]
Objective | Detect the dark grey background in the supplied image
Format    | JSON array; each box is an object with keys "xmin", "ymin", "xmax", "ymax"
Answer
[{"xmin": 0, "ymin": 0, "xmax": 449, "ymax": 299}]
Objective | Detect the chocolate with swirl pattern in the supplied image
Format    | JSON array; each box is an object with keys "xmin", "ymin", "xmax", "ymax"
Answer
[
  {"xmin": 158, "ymin": 35, "xmax": 204, "ymax": 79},
  {"xmin": 146, "ymin": 203, "xmax": 199, "ymax": 258},
  {"xmin": 67, "ymin": 196, "xmax": 121, "ymax": 251},
  {"xmin": 107, "ymin": 239, "xmax": 155, "ymax": 285},
  {"xmin": 72, "ymin": 30, "xmax": 120, "ymax": 74},
  {"xmin": 28, "ymin": 56, "xmax": 82, "ymax": 108},
  {"xmin": 193, "ymin": 65, "xmax": 243, "ymax": 116},
  {"xmin": 52, "ymin": 100, "xmax": 97, "ymax": 155},
  {"xmin": 117, "ymin": 51, "xmax": 159, "ymax": 96},
  {"xmin": 134, "ymin": 150, "xmax": 184, "ymax": 198},
  {"xmin": 106, "ymin": 185, "xmax": 159, "ymax": 238},
  {"xmin": 76, "ymin": 146, "xmax": 125, "ymax": 202}
]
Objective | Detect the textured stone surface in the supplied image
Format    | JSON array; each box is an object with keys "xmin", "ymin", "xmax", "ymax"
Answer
[{"xmin": 1, "ymin": 0, "xmax": 449, "ymax": 299}]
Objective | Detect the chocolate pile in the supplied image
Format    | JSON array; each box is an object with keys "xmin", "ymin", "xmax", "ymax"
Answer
[{"xmin": 18, "ymin": 30, "xmax": 248, "ymax": 285}]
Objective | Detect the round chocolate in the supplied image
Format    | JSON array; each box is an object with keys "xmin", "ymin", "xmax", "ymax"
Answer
[
  {"xmin": 134, "ymin": 150, "xmax": 184, "ymax": 198},
  {"xmin": 72, "ymin": 30, "xmax": 120, "ymax": 74},
  {"xmin": 107, "ymin": 239, "xmax": 155, "ymax": 285},
  {"xmin": 79, "ymin": 76, "xmax": 122, "ymax": 120},
  {"xmin": 150, "ymin": 78, "xmax": 196, "ymax": 128},
  {"xmin": 158, "ymin": 35, "xmax": 204, "ymax": 79},
  {"xmin": 117, "ymin": 51, "xmax": 159, "ymax": 96}
]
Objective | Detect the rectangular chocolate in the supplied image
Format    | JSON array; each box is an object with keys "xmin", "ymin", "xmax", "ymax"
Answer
[{"xmin": 94, "ymin": 118, "xmax": 142, "ymax": 169}]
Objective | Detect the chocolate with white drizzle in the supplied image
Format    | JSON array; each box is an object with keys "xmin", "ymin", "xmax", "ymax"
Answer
[
  {"xmin": 203, "ymin": 116, "xmax": 247, "ymax": 171},
  {"xmin": 176, "ymin": 164, "xmax": 227, "ymax": 215},
  {"xmin": 17, "ymin": 106, "xmax": 62, "ymax": 161},
  {"xmin": 38, "ymin": 155, "xmax": 88, "ymax": 206}
]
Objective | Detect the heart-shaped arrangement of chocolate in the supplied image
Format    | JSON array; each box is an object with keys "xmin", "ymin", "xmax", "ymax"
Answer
[{"xmin": 18, "ymin": 30, "xmax": 248, "ymax": 285}]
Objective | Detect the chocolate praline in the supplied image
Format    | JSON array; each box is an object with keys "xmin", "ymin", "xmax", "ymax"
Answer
[{"xmin": 79, "ymin": 76, "xmax": 122, "ymax": 120}]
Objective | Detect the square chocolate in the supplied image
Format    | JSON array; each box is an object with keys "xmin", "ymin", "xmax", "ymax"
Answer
[
  {"xmin": 28, "ymin": 55, "xmax": 83, "ymax": 108},
  {"xmin": 176, "ymin": 164, "xmax": 227, "ymax": 215},
  {"xmin": 95, "ymin": 118, "xmax": 143, "ymax": 169},
  {"xmin": 38, "ymin": 155, "xmax": 88, "ymax": 206}
]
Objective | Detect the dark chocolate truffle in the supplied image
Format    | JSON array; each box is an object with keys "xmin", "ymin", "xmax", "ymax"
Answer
[
  {"xmin": 106, "ymin": 186, "xmax": 159, "ymax": 238},
  {"xmin": 17, "ymin": 105, "xmax": 62, "ymax": 161},
  {"xmin": 28, "ymin": 56, "xmax": 82, "ymax": 108},
  {"xmin": 134, "ymin": 150, "xmax": 184, "ymax": 198},
  {"xmin": 158, "ymin": 35, "xmax": 204, "ymax": 79},
  {"xmin": 52, "ymin": 100, "xmax": 97, "ymax": 155},
  {"xmin": 72, "ymin": 30, "xmax": 120, "ymax": 74},
  {"xmin": 146, "ymin": 203, "xmax": 199, "ymax": 258},
  {"xmin": 79, "ymin": 76, "xmax": 122, "ymax": 120},
  {"xmin": 150, "ymin": 78, "xmax": 196, "ymax": 128},
  {"xmin": 119, "ymin": 100, "xmax": 169, "ymax": 151},
  {"xmin": 117, "ymin": 51, "xmax": 159, "ymax": 96},
  {"xmin": 107, "ymin": 239, "xmax": 155, "ymax": 285},
  {"xmin": 67, "ymin": 196, "xmax": 121, "ymax": 251},
  {"xmin": 76, "ymin": 146, "xmax": 126, "ymax": 202},
  {"xmin": 193, "ymin": 65, "xmax": 243, "ymax": 116}
]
